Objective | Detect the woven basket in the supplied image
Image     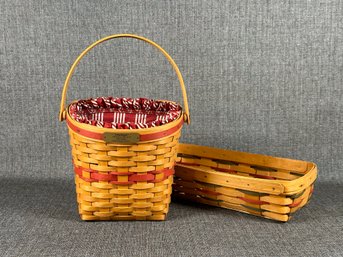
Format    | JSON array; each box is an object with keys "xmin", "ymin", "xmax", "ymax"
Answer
[
  {"xmin": 59, "ymin": 34, "xmax": 190, "ymax": 221},
  {"xmin": 174, "ymin": 144, "xmax": 317, "ymax": 222}
]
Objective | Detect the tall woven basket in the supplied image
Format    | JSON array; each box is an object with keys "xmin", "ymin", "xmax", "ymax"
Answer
[{"xmin": 59, "ymin": 34, "xmax": 190, "ymax": 221}]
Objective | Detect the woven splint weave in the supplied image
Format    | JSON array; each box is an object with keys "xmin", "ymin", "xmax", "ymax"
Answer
[
  {"xmin": 173, "ymin": 144, "xmax": 317, "ymax": 222},
  {"xmin": 59, "ymin": 34, "xmax": 190, "ymax": 221}
]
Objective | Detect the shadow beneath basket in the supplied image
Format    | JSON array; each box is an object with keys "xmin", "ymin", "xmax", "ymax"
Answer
[
  {"xmin": 171, "ymin": 180, "xmax": 343, "ymax": 223},
  {"xmin": 0, "ymin": 176, "xmax": 78, "ymax": 221}
]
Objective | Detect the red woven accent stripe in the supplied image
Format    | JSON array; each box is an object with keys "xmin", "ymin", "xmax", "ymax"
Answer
[
  {"xmin": 310, "ymin": 186, "xmax": 314, "ymax": 194},
  {"xmin": 199, "ymin": 189, "xmax": 220, "ymax": 196},
  {"xmin": 140, "ymin": 121, "xmax": 183, "ymax": 141},
  {"xmin": 129, "ymin": 174, "xmax": 155, "ymax": 182},
  {"xmin": 91, "ymin": 172, "xmax": 115, "ymax": 181},
  {"xmin": 66, "ymin": 116, "xmax": 183, "ymax": 142},
  {"xmin": 74, "ymin": 165, "xmax": 174, "ymax": 183},
  {"xmin": 289, "ymin": 198, "xmax": 303, "ymax": 207},
  {"xmin": 67, "ymin": 119, "xmax": 103, "ymax": 140},
  {"xmin": 238, "ymin": 197, "xmax": 268, "ymax": 205}
]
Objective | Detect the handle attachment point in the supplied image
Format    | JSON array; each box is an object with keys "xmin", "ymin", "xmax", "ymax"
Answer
[
  {"xmin": 59, "ymin": 110, "xmax": 66, "ymax": 122},
  {"xmin": 183, "ymin": 113, "xmax": 190, "ymax": 124}
]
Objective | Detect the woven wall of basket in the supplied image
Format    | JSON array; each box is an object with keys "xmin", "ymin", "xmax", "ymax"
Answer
[
  {"xmin": 173, "ymin": 144, "xmax": 317, "ymax": 222},
  {"xmin": 59, "ymin": 34, "xmax": 190, "ymax": 221}
]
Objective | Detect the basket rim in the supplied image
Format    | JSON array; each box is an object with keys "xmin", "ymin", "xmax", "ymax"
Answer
[
  {"xmin": 176, "ymin": 144, "xmax": 318, "ymax": 195},
  {"xmin": 66, "ymin": 100, "xmax": 184, "ymax": 143},
  {"xmin": 69, "ymin": 97, "xmax": 182, "ymax": 129},
  {"xmin": 66, "ymin": 100, "xmax": 184, "ymax": 134}
]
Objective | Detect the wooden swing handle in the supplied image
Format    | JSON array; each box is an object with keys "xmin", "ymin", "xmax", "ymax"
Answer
[{"xmin": 59, "ymin": 34, "xmax": 190, "ymax": 124}]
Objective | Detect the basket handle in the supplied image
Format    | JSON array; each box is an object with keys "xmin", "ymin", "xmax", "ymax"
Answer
[{"xmin": 59, "ymin": 34, "xmax": 190, "ymax": 124}]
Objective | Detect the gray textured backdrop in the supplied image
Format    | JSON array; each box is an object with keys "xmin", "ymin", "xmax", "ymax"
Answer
[{"xmin": 1, "ymin": 1, "xmax": 342, "ymax": 256}]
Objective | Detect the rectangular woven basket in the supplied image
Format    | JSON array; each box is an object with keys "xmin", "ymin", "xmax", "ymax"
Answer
[{"xmin": 173, "ymin": 144, "xmax": 317, "ymax": 222}]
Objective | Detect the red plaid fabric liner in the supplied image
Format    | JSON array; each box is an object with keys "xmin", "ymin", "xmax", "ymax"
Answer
[{"xmin": 69, "ymin": 97, "xmax": 182, "ymax": 129}]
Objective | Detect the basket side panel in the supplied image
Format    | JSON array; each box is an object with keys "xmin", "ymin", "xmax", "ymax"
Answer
[{"xmin": 68, "ymin": 127, "xmax": 181, "ymax": 221}]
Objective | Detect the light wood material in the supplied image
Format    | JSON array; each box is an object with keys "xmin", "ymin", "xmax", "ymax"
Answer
[
  {"xmin": 173, "ymin": 144, "xmax": 317, "ymax": 222},
  {"xmin": 59, "ymin": 34, "xmax": 190, "ymax": 124},
  {"xmin": 70, "ymin": 127, "xmax": 180, "ymax": 221},
  {"xmin": 59, "ymin": 34, "xmax": 190, "ymax": 221}
]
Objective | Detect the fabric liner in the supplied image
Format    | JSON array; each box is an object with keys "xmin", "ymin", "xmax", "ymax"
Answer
[{"xmin": 69, "ymin": 97, "xmax": 182, "ymax": 129}]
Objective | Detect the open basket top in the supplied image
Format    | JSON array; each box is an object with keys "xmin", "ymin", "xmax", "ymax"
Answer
[{"xmin": 69, "ymin": 96, "xmax": 182, "ymax": 129}]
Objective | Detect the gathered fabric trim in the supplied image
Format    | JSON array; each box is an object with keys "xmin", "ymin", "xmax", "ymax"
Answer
[{"xmin": 69, "ymin": 97, "xmax": 182, "ymax": 129}]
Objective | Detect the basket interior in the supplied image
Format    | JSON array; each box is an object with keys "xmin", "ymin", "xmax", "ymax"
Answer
[
  {"xmin": 69, "ymin": 97, "xmax": 182, "ymax": 129},
  {"xmin": 177, "ymin": 154, "xmax": 308, "ymax": 182}
]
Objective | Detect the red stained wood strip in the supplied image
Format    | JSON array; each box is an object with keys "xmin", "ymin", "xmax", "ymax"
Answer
[
  {"xmin": 289, "ymin": 199, "xmax": 303, "ymax": 207},
  {"xmin": 129, "ymin": 174, "xmax": 155, "ymax": 182},
  {"xmin": 74, "ymin": 165, "xmax": 174, "ymax": 183},
  {"xmin": 199, "ymin": 189, "xmax": 220, "ymax": 196},
  {"xmin": 91, "ymin": 173, "xmax": 117, "ymax": 181},
  {"xmin": 74, "ymin": 167, "xmax": 97, "ymax": 182},
  {"xmin": 67, "ymin": 115, "xmax": 183, "ymax": 142},
  {"xmin": 150, "ymin": 170, "xmax": 166, "ymax": 174},
  {"xmin": 140, "ymin": 121, "xmax": 183, "ymax": 141},
  {"xmin": 164, "ymin": 169, "xmax": 175, "ymax": 177},
  {"xmin": 238, "ymin": 197, "xmax": 268, "ymax": 205}
]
